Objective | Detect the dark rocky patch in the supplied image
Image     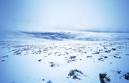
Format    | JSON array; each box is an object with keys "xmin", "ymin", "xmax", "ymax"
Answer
[
  {"xmin": 65, "ymin": 52, "xmax": 69, "ymax": 55},
  {"xmin": 112, "ymin": 70, "xmax": 122, "ymax": 75},
  {"xmin": 70, "ymin": 56, "xmax": 76, "ymax": 59},
  {"xmin": 99, "ymin": 73, "xmax": 111, "ymax": 83},
  {"xmin": 113, "ymin": 55, "xmax": 121, "ymax": 59},
  {"xmin": 86, "ymin": 56, "xmax": 92, "ymax": 58},
  {"xmin": 47, "ymin": 80, "xmax": 52, "ymax": 83},
  {"xmin": 66, "ymin": 56, "xmax": 77, "ymax": 63},
  {"xmin": 84, "ymin": 52, "xmax": 87, "ymax": 54},
  {"xmin": 126, "ymin": 54, "xmax": 129, "ymax": 56},
  {"xmin": 38, "ymin": 59, "xmax": 42, "ymax": 62},
  {"xmin": 0, "ymin": 60, "xmax": 6, "ymax": 62},
  {"xmin": 97, "ymin": 55, "xmax": 108, "ymax": 61},
  {"xmin": 49, "ymin": 62, "xmax": 58, "ymax": 67},
  {"xmin": 49, "ymin": 62, "xmax": 55, "ymax": 67},
  {"xmin": 98, "ymin": 58, "xmax": 104, "ymax": 62},
  {"xmin": 117, "ymin": 70, "xmax": 122, "ymax": 74},
  {"xmin": 103, "ymin": 56, "xmax": 108, "ymax": 59},
  {"xmin": 123, "ymin": 72, "xmax": 129, "ymax": 80},
  {"xmin": 42, "ymin": 78, "xmax": 45, "ymax": 81},
  {"xmin": 67, "ymin": 69, "xmax": 86, "ymax": 80},
  {"xmin": 92, "ymin": 51, "xmax": 100, "ymax": 54},
  {"xmin": 105, "ymin": 50, "xmax": 111, "ymax": 53},
  {"xmin": 14, "ymin": 49, "xmax": 22, "ymax": 55},
  {"xmin": 0, "ymin": 55, "xmax": 8, "ymax": 58},
  {"xmin": 112, "ymin": 48, "xmax": 116, "ymax": 51}
]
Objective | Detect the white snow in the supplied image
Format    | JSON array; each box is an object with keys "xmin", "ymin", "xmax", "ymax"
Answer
[{"xmin": 0, "ymin": 32, "xmax": 129, "ymax": 83}]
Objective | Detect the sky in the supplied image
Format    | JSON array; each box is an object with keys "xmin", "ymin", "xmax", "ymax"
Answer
[{"xmin": 0, "ymin": 0, "xmax": 129, "ymax": 32}]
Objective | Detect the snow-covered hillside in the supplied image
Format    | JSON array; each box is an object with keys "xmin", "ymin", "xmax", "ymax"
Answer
[{"xmin": 0, "ymin": 32, "xmax": 129, "ymax": 83}]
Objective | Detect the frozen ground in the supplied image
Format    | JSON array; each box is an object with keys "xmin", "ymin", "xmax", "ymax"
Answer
[{"xmin": 0, "ymin": 32, "xmax": 129, "ymax": 83}]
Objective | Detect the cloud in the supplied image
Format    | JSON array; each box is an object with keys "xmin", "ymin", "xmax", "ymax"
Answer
[{"xmin": 0, "ymin": 0, "xmax": 129, "ymax": 32}]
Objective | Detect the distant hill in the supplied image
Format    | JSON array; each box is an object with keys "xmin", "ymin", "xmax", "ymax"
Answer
[
  {"xmin": 21, "ymin": 31, "xmax": 129, "ymax": 41},
  {"xmin": 81, "ymin": 29, "xmax": 129, "ymax": 33},
  {"xmin": 22, "ymin": 32, "xmax": 76, "ymax": 40}
]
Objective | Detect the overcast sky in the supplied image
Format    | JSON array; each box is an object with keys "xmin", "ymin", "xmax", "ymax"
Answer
[{"xmin": 0, "ymin": 0, "xmax": 129, "ymax": 32}]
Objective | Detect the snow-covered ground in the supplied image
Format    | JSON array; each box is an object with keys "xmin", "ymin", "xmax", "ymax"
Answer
[{"xmin": 0, "ymin": 32, "xmax": 129, "ymax": 83}]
